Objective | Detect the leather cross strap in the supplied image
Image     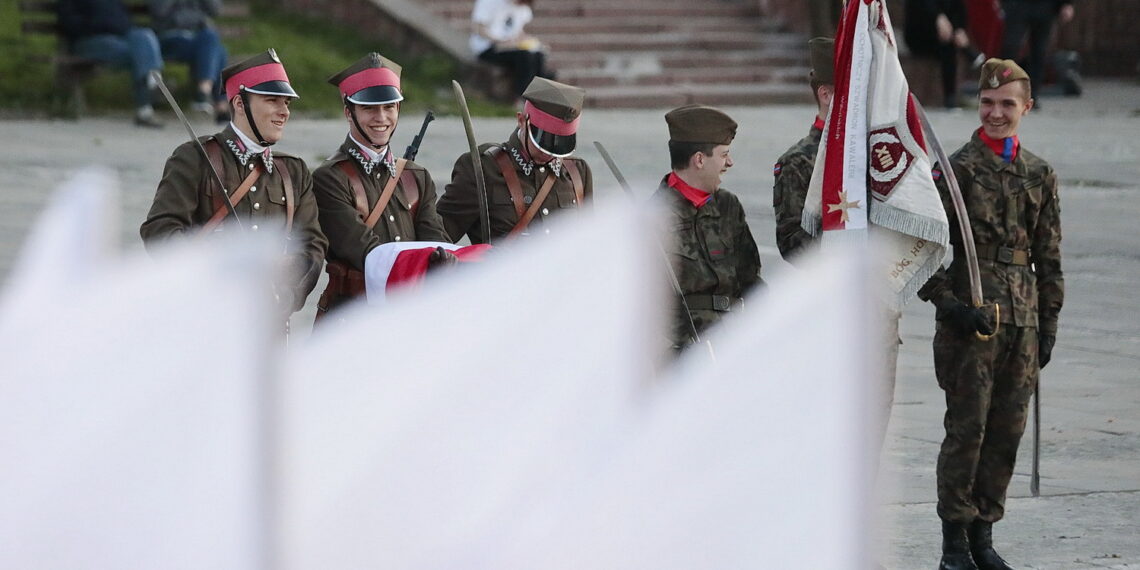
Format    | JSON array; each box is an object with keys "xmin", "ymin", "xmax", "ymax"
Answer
[
  {"xmin": 278, "ymin": 160, "xmax": 295, "ymax": 233},
  {"xmin": 490, "ymin": 147, "xmax": 526, "ymax": 219},
  {"xmin": 201, "ymin": 160, "xmax": 261, "ymax": 235},
  {"xmin": 338, "ymin": 160, "xmax": 369, "ymax": 218},
  {"xmin": 564, "ymin": 158, "xmax": 584, "ymax": 205},
  {"xmin": 364, "ymin": 158, "xmax": 408, "ymax": 229},
  {"xmin": 400, "ymin": 168, "xmax": 420, "ymax": 216},
  {"xmin": 509, "ymin": 171, "xmax": 557, "ymax": 237}
]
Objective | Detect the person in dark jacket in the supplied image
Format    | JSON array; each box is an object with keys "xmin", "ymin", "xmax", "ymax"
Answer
[
  {"xmin": 904, "ymin": 0, "xmax": 985, "ymax": 108},
  {"xmin": 1000, "ymin": 0, "xmax": 1075, "ymax": 100},
  {"xmin": 58, "ymin": 0, "xmax": 165, "ymax": 126}
]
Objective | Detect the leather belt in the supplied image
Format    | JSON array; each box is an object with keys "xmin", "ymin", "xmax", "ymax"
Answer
[
  {"xmin": 683, "ymin": 294, "xmax": 740, "ymax": 312},
  {"xmin": 973, "ymin": 244, "xmax": 1029, "ymax": 265}
]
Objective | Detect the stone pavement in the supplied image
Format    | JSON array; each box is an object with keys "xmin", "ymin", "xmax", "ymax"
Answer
[{"xmin": 1, "ymin": 80, "xmax": 1138, "ymax": 568}]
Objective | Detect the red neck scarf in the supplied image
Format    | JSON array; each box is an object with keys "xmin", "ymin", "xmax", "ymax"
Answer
[
  {"xmin": 813, "ymin": 116, "xmax": 825, "ymax": 131},
  {"xmin": 668, "ymin": 172, "xmax": 711, "ymax": 208},
  {"xmin": 977, "ymin": 128, "xmax": 1019, "ymax": 163}
]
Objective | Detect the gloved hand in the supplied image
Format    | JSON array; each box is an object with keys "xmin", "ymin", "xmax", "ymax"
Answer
[
  {"xmin": 427, "ymin": 246, "xmax": 459, "ymax": 272},
  {"xmin": 937, "ymin": 299, "xmax": 995, "ymax": 336},
  {"xmin": 1038, "ymin": 333, "xmax": 1056, "ymax": 369}
]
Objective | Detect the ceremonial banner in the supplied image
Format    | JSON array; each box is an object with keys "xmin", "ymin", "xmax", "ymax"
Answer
[{"xmin": 803, "ymin": 0, "xmax": 949, "ymax": 308}]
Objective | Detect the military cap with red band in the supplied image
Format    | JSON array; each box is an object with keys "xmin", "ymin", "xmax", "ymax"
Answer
[
  {"xmin": 521, "ymin": 77, "xmax": 586, "ymax": 157},
  {"xmin": 328, "ymin": 52, "xmax": 404, "ymax": 105},
  {"xmin": 222, "ymin": 48, "xmax": 298, "ymax": 101}
]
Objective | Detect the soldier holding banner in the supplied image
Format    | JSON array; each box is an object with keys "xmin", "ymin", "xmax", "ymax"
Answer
[
  {"xmin": 918, "ymin": 59, "xmax": 1063, "ymax": 570},
  {"xmin": 140, "ymin": 49, "xmax": 327, "ymax": 322},
  {"xmin": 310, "ymin": 53, "xmax": 451, "ymax": 321}
]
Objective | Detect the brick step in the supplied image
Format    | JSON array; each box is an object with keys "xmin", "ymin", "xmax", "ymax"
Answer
[
  {"xmin": 442, "ymin": 16, "xmax": 777, "ymax": 35},
  {"xmin": 427, "ymin": 3, "xmax": 760, "ymax": 20},
  {"xmin": 548, "ymin": 49, "xmax": 804, "ymax": 72},
  {"xmin": 558, "ymin": 65, "xmax": 810, "ymax": 89},
  {"xmin": 539, "ymin": 31, "xmax": 771, "ymax": 52},
  {"xmin": 584, "ymin": 83, "xmax": 811, "ymax": 109}
]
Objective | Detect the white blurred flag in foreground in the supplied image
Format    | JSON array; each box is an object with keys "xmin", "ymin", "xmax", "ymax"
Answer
[
  {"xmin": 1, "ymin": 175, "xmax": 874, "ymax": 569},
  {"xmin": 0, "ymin": 169, "xmax": 275, "ymax": 569}
]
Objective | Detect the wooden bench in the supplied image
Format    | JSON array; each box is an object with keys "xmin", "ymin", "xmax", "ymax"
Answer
[{"xmin": 17, "ymin": 0, "xmax": 249, "ymax": 117}]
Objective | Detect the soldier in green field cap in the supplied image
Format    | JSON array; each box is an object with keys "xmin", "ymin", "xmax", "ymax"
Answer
[
  {"xmin": 438, "ymin": 76, "xmax": 593, "ymax": 244},
  {"xmin": 654, "ymin": 104, "xmax": 762, "ymax": 351},
  {"xmin": 918, "ymin": 58, "xmax": 1064, "ymax": 570}
]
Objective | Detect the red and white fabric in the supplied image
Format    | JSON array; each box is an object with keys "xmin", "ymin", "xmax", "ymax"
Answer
[
  {"xmin": 363, "ymin": 242, "xmax": 492, "ymax": 306},
  {"xmin": 802, "ymin": 0, "xmax": 949, "ymax": 308}
]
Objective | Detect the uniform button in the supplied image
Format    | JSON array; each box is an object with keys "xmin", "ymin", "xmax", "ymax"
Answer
[
  {"xmin": 538, "ymin": 166, "xmax": 546, "ymax": 173},
  {"xmin": 572, "ymin": 199, "xmax": 577, "ymax": 205},
  {"xmin": 250, "ymin": 186, "xmax": 257, "ymax": 193},
  {"xmin": 524, "ymin": 195, "xmax": 533, "ymax": 204},
  {"xmin": 394, "ymin": 235, "xmax": 401, "ymax": 241},
  {"xmin": 253, "ymin": 202, "xmax": 260, "ymax": 210},
  {"xmin": 541, "ymin": 207, "xmax": 549, "ymax": 216},
  {"xmin": 389, "ymin": 214, "xmax": 395, "ymax": 222},
  {"xmin": 247, "ymin": 163, "xmax": 254, "ymax": 170},
  {"xmin": 251, "ymin": 224, "xmax": 259, "ymax": 231}
]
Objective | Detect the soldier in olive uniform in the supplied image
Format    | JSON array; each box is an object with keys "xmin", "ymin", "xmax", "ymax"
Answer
[
  {"xmin": 141, "ymin": 49, "xmax": 327, "ymax": 322},
  {"xmin": 654, "ymin": 104, "xmax": 762, "ymax": 349},
  {"xmin": 773, "ymin": 37, "xmax": 833, "ymax": 262},
  {"xmin": 918, "ymin": 59, "xmax": 1063, "ymax": 570},
  {"xmin": 438, "ymin": 77, "xmax": 592, "ymax": 243},
  {"xmin": 311, "ymin": 53, "xmax": 451, "ymax": 321}
]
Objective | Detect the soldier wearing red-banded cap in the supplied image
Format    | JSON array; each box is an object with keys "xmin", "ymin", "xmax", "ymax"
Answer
[
  {"xmin": 141, "ymin": 49, "xmax": 328, "ymax": 324},
  {"xmin": 310, "ymin": 52, "xmax": 451, "ymax": 322},
  {"xmin": 438, "ymin": 76, "xmax": 593, "ymax": 244}
]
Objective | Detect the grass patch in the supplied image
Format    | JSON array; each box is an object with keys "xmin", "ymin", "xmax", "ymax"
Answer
[{"xmin": 0, "ymin": 0, "xmax": 511, "ymax": 117}]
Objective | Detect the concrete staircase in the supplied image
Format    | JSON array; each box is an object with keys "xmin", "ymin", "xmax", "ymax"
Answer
[{"xmin": 417, "ymin": 0, "xmax": 812, "ymax": 108}]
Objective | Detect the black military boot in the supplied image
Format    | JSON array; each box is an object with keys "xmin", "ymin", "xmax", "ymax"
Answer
[
  {"xmin": 939, "ymin": 520, "xmax": 979, "ymax": 570},
  {"xmin": 969, "ymin": 520, "xmax": 1015, "ymax": 570}
]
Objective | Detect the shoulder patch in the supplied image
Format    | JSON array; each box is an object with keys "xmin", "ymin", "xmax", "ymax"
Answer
[
  {"xmin": 931, "ymin": 168, "xmax": 942, "ymax": 181},
  {"xmin": 773, "ymin": 162, "xmax": 782, "ymax": 176}
]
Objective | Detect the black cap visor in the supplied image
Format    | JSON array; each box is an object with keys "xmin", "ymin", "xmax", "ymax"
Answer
[
  {"xmin": 347, "ymin": 85, "xmax": 404, "ymax": 106},
  {"xmin": 244, "ymin": 80, "xmax": 299, "ymax": 99},
  {"xmin": 528, "ymin": 124, "xmax": 576, "ymax": 157}
]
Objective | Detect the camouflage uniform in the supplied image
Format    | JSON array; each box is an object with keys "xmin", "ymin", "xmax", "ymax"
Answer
[
  {"xmin": 918, "ymin": 130, "xmax": 1064, "ymax": 523},
  {"xmin": 654, "ymin": 176, "xmax": 763, "ymax": 348},
  {"xmin": 772, "ymin": 121, "xmax": 822, "ymax": 261}
]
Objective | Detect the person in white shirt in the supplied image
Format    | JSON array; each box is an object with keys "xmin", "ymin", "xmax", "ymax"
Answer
[{"xmin": 469, "ymin": 0, "xmax": 553, "ymax": 98}]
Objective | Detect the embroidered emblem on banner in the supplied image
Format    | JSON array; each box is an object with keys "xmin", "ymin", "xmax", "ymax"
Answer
[{"xmin": 868, "ymin": 126, "xmax": 914, "ymax": 198}]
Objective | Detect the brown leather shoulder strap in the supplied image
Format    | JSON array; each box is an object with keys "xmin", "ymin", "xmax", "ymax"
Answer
[
  {"xmin": 509, "ymin": 172, "xmax": 557, "ymax": 237},
  {"xmin": 564, "ymin": 158, "xmax": 585, "ymax": 206},
  {"xmin": 491, "ymin": 147, "xmax": 526, "ymax": 220},
  {"xmin": 364, "ymin": 158, "xmax": 408, "ymax": 230},
  {"xmin": 200, "ymin": 164, "xmax": 261, "ymax": 236},
  {"xmin": 337, "ymin": 160, "xmax": 369, "ymax": 218},
  {"xmin": 204, "ymin": 138, "xmax": 225, "ymax": 213},
  {"xmin": 400, "ymin": 168, "xmax": 420, "ymax": 217},
  {"xmin": 278, "ymin": 159, "xmax": 295, "ymax": 233}
]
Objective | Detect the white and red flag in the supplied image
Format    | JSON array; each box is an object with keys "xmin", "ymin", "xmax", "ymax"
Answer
[
  {"xmin": 802, "ymin": 0, "xmax": 949, "ymax": 308},
  {"xmin": 363, "ymin": 241, "xmax": 492, "ymax": 306}
]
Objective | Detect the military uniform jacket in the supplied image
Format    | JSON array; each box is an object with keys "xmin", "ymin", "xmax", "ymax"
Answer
[
  {"xmin": 918, "ymin": 132, "xmax": 1063, "ymax": 334},
  {"xmin": 773, "ymin": 123, "xmax": 822, "ymax": 261},
  {"xmin": 140, "ymin": 124, "xmax": 328, "ymax": 313},
  {"xmin": 654, "ymin": 177, "xmax": 763, "ymax": 344},
  {"xmin": 437, "ymin": 130, "xmax": 593, "ymax": 244},
  {"xmin": 312, "ymin": 137, "xmax": 450, "ymax": 271}
]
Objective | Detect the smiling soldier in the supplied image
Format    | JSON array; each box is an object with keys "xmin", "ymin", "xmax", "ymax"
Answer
[{"xmin": 310, "ymin": 53, "xmax": 452, "ymax": 322}]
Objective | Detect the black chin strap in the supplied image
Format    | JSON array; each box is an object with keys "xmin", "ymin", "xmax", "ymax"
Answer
[
  {"xmin": 346, "ymin": 98, "xmax": 397, "ymax": 149},
  {"xmin": 239, "ymin": 90, "xmax": 273, "ymax": 147}
]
